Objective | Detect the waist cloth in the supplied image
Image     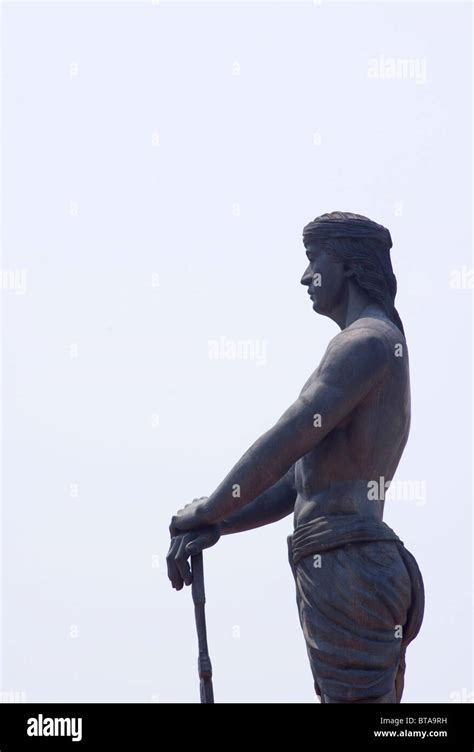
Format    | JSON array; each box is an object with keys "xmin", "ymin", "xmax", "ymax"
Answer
[{"xmin": 287, "ymin": 514, "xmax": 424, "ymax": 703}]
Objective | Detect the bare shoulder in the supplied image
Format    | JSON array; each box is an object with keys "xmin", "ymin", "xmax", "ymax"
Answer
[
  {"xmin": 351, "ymin": 315, "xmax": 407, "ymax": 358},
  {"xmin": 327, "ymin": 317, "xmax": 395, "ymax": 356},
  {"xmin": 318, "ymin": 318, "xmax": 394, "ymax": 384},
  {"xmin": 300, "ymin": 317, "xmax": 402, "ymax": 398}
]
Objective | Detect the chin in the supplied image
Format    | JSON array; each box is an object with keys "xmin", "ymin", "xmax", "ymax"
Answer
[{"xmin": 312, "ymin": 299, "xmax": 331, "ymax": 317}]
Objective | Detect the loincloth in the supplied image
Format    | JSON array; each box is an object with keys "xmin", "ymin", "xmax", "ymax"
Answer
[{"xmin": 287, "ymin": 514, "xmax": 424, "ymax": 703}]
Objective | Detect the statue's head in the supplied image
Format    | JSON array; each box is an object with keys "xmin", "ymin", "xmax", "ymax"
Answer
[{"xmin": 301, "ymin": 211, "xmax": 404, "ymax": 336}]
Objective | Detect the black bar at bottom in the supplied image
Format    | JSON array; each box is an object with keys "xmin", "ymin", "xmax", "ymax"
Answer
[{"xmin": 0, "ymin": 702, "xmax": 472, "ymax": 749}]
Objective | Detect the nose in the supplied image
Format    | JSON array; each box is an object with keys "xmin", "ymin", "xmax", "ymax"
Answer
[{"xmin": 301, "ymin": 263, "xmax": 312, "ymax": 287}]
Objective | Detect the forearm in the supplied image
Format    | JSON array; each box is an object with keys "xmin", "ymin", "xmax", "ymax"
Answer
[
  {"xmin": 203, "ymin": 427, "xmax": 296, "ymax": 525},
  {"xmin": 219, "ymin": 468, "xmax": 296, "ymax": 535}
]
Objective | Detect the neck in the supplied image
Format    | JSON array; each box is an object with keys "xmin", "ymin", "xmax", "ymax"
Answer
[{"xmin": 329, "ymin": 284, "xmax": 387, "ymax": 330}]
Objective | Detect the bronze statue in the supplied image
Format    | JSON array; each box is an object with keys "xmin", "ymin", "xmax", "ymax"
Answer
[{"xmin": 167, "ymin": 211, "xmax": 424, "ymax": 703}]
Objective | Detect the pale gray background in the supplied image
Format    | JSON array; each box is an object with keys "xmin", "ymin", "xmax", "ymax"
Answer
[{"xmin": 1, "ymin": 0, "xmax": 472, "ymax": 703}]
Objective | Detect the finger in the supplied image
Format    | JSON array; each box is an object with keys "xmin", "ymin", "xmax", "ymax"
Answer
[
  {"xmin": 169, "ymin": 516, "xmax": 180, "ymax": 538},
  {"xmin": 185, "ymin": 536, "xmax": 205, "ymax": 556},
  {"xmin": 186, "ymin": 528, "xmax": 219, "ymax": 556},
  {"xmin": 173, "ymin": 509, "xmax": 194, "ymax": 530},
  {"xmin": 175, "ymin": 534, "xmax": 193, "ymax": 586},
  {"xmin": 166, "ymin": 537, "xmax": 184, "ymax": 590},
  {"xmin": 166, "ymin": 537, "xmax": 183, "ymax": 590}
]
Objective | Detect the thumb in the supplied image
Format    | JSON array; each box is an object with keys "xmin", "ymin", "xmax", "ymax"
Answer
[
  {"xmin": 185, "ymin": 538, "xmax": 203, "ymax": 555},
  {"xmin": 186, "ymin": 533, "xmax": 214, "ymax": 555}
]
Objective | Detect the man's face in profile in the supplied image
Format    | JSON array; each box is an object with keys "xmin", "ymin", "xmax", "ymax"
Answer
[{"xmin": 301, "ymin": 242, "xmax": 347, "ymax": 316}]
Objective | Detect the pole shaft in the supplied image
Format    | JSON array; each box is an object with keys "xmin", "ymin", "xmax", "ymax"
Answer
[{"xmin": 191, "ymin": 552, "xmax": 214, "ymax": 704}]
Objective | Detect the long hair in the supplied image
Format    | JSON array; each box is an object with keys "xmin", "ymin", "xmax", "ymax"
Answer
[{"xmin": 303, "ymin": 212, "xmax": 405, "ymax": 337}]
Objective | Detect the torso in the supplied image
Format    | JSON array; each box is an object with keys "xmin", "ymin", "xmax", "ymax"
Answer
[{"xmin": 293, "ymin": 316, "xmax": 410, "ymax": 529}]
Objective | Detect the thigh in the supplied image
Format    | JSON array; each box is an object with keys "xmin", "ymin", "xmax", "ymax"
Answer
[{"xmin": 295, "ymin": 541, "xmax": 411, "ymax": 703}]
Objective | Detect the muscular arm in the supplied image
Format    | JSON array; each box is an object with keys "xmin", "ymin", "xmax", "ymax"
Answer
[
  {"xmin": 219, "ymin": 465, "xmax": 296, "ymax": 535},
  {"xmin": 173, "ymin": 327, "xmax": 390, "ymax": 531}
]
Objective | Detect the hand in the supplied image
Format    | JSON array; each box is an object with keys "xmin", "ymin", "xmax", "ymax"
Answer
[
  {"xmin": 166, "ymin": 525, "xmax": 221, "ymax": 590},
  {"xmin": 169, "ymin": 496, "xmax": 212, "ymax": 536}
]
